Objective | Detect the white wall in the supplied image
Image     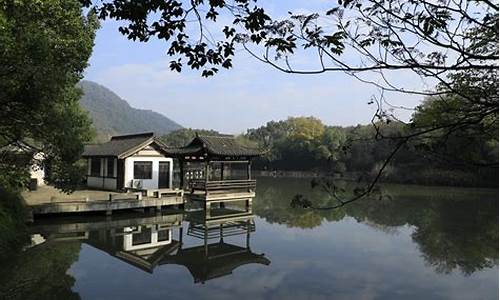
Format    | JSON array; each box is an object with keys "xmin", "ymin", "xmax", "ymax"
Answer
[
  {"xmin": 124, "ymin": 156, "xmax": 173, "ymax": 190},
  {"xmin": 30, "ymin": 152, "xmax": 45, "ymax": 186},
  {"xmin": 30, "ymin": 165, "xmax": 45, "ymax": 186}
]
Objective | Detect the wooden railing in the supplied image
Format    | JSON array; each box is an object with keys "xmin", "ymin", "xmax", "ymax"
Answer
[{"xmin": 189, "ymin": 179, "xmax": 256, "ymax": 193}]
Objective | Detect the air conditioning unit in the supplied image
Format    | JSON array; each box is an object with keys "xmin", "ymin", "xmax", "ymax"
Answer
[{"xmin": 131, "ymin": 179, "xmax": 143, "ymax": 189}]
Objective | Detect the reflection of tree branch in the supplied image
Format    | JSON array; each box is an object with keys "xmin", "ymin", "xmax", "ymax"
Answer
[{"xmin": 293, "ymin": 137, "xmax": 408, "ymax": 210}]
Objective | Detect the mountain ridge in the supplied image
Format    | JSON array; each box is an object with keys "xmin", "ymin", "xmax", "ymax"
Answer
[{"xmin": 79, "ymin": 80, "xmax": 182, "ymax": 141}]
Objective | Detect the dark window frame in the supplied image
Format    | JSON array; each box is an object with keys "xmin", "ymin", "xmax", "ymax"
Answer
[
  {"xmin": 157, "ymin": 229, "xmax": 170, "ymax": 242},
  {"xmin": 134, "ymin": 161, "xmax": 153, "ymax": 180},
  {"xmin": 107, "ymin": 158, "xmax": 115, "ymax": 178},
  {"xmin": 131, "ymin": 227, "xmax": 152, "ymax": 246},
  {"xmin": 90, "ymin": 158, "xmax": 101, "ymax": 177}
]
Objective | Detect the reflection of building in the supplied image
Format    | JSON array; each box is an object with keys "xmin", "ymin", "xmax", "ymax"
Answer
[
  {"xmin": 88, "ymin": 222, "xmax": 181, "ymax": 273},
  {"xmin": 160, "ymin": 211, "xmax": 270, "ymax": 284},
  {"xmin": 28, "ymin": 212, "xmax": 183, "ymax": 273},
  {"xmin": 27, "ymin": 208, "xmax": 270, "ymax": 282}
]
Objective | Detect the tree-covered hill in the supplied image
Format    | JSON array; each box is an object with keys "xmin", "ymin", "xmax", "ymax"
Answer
[{"xmin": 79, "ymin": 80, "xmax": 182, "ymax": 141}]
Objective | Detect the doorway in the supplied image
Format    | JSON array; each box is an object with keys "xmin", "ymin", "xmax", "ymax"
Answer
[{"xmin": 158, "ymin": 162, "xmax": 170, "ymax": 189}]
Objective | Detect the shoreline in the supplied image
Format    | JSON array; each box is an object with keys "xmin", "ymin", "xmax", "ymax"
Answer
[{"xmin": 254, "ymin": 170, "xmax": 498, "ymax": 189}]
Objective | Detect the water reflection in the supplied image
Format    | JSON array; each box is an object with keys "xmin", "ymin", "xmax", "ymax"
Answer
[
  {"xmin": 22, "ymin": 206, "xmax": 270, "ymax": 284},
  {"xmin": 254, "ymin": 177, "xmax": 499, "ymax": 275},
  {"xmin": 0, "ymin": 178, "xmax": 497, "ymax": 299},
  {"xmin": 163, "ymin": 210, "xmax": 270, "ymax": 284},
  {"xmin": 85, "ymin": 215, "xmax": 182, "ymax": 273},
  {"xmin": 0, "ymin": 231, "xmax": 81, "ymax": 300}
]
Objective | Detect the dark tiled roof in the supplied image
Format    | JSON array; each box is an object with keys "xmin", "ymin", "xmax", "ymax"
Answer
[
  {"xmin": 165, "ymin": 136, "xmax": 264, "ymax": 158},
  {"xmin": 82, "ymin": 132, "xmax": 164, "ymax": 158}
]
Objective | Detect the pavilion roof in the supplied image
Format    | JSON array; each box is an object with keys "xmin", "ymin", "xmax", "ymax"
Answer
[{"xmin": 165, "ymin": 135, "xmax": 264, "ymax": 158}]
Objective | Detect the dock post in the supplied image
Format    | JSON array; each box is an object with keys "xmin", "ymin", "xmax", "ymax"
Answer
[
  {"xmin": 205, "ymin": 201, "xmax": 211, "ymax": 218},
  {"xmin": 179, "ymin": 227, "xmax": 184, "ymax": 248},
  {"xmin": 245, "ymin": 198, "xmax": 252, "ymax": 211},
  {"xmin": 246, "ymin": 221, "xmax": 251, "ymax": 249}
]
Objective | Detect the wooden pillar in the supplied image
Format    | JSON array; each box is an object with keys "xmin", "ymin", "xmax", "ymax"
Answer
[
  {"xmin": 247, "ymin": 161, "xmax": 251, "ymax": 180},
  {"xmin": 179, "ymin": 160, "xmax": 184, "ymax": 189},
  {"xmin": 246, "ymin": 221, "xmax": 250, "ymax": 249},
  {"xmin": 204, "ymin": 161, "xmax": 210, "ymax": 196},
  {"xmin": 204, "ymin": 227, "xmax": 208, "ymax": 257},
  {"xmin": 245, "ymin": 198, "xmax": 252, "ymax": 211},
  {"xmin": 219, "ymin": 224, "xmax": 224, "ymax": 243},
  {"xmin": 205, "ymin": 201, "xmax": 211, "ymax": 218},
  {"xmin": 205, "ymin": 161, "xmax": 210, "ymax": 183},
  {"xmin": 179, "ymin": 226, "xmax": 183, "ymax": 249},
  {"xmin": 220, "ymin": 162, "xmax": 224, "ymax": 181}
]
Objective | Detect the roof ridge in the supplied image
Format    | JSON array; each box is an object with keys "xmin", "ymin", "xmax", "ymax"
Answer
[
  {"xmin": 111, "ymin": 132, "xmax": 155, "ymax": 140},
  {"xmin": 198, "ymin": 134, "xmax": 234, "ymax": 138}
]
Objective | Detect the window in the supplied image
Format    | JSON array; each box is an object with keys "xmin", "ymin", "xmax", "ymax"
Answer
[
  {"xmin": 107, "ymin": 158, "xmax": 115, "ymax": 177},
  {"xmin": 90, "ymin": 158, "xmax": 101, "ymax": 177},
  {"xmin": 157, "ymin": 229, "xmax": 170, "ymax": 242},
  {"xmin": 132, "ymin": 227, "xmax": 152, "ymax": 246},
  {"xmin": 134, "ymin": 161, "xmax": 152, "ymax": 179}
]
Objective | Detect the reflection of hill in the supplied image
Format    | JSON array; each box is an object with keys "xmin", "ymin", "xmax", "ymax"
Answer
[{"xmin": 254, "ymin": 177, "xmax": 498, "ymax": 274}]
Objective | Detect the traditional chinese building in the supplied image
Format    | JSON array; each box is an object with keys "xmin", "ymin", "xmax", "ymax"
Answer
[{"xmin": 165, "ymin": 135, "xmax": 264, "ymax": 209}]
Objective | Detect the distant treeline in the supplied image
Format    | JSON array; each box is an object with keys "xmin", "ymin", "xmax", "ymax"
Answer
[{"xmin": 161, "ymin": 116, "xmax": 498, "ymax": 188}]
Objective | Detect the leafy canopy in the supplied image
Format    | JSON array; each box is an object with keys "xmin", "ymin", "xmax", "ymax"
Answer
[{"xmin": 0, "ymin": 0, "xmax": 98, "ymax": 192}]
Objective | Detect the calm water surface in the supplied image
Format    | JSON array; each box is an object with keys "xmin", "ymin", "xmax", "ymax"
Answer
[{"xmin": 1, "ymin": 177, "xmax": 498, "ymax": 300}]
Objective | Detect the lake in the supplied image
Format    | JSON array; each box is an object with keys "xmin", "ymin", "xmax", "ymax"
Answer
[{"xmin": 0, "ymin": 177, "xmax": 498, "ymax": 300}]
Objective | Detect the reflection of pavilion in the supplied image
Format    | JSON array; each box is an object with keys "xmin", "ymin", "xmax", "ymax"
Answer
[
  {"xmin": 27, "ymin": 207, "xmax": 270, "ymax": 282},
  {"xmin": 160, "ymin": 211, "xmax": 270, "ymax": 284}
]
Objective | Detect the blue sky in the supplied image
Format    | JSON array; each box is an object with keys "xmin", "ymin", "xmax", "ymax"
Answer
[{"xmin": 84, "ymin": 1, "xmax": 426, "ymax": 134}]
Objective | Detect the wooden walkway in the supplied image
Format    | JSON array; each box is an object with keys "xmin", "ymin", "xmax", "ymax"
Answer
[{"xmin": 27, "ymin": 189, "xmax": 184, "ymax": 219}]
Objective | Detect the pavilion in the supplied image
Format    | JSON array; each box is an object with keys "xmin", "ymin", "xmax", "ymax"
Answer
[{"xmin": 165, "ymin": 135, "xmax": 264, "ymax": 207}]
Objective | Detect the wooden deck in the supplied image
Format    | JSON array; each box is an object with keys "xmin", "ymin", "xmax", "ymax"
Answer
[
  {"xmin": 188, "ymin": 190, "xmax": 255, "ymax": 202},
  {"xmin": 189, "ymin": 179, "xmax": 256, "ymax": 193},
  {"xmin": 187, "ymin": 179, "xmax": 256, "ymax": 205},
  {"xmin": 27, "ymin": 189, "xmax": 184, "ymax": 219}
]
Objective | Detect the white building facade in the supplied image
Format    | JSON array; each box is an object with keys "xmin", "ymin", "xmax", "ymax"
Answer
[{"xmin": 83, "ymin": 133, "xmax": 174, "ymax": 192}]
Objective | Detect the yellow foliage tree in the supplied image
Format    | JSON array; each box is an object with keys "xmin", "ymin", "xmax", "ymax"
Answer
[{"xmin": 287, "ymin": 116, "xmax": 325, "ymax": 142}]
